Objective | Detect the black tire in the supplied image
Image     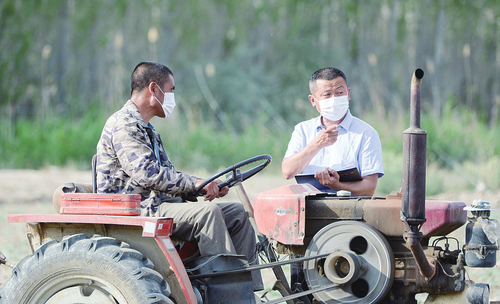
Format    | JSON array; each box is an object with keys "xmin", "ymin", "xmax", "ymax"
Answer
[{"xmin": 0, "ymin": 234, "xmax": 174, "ymax": 304}]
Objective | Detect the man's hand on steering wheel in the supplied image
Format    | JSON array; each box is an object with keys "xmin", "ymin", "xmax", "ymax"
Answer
[
  {"xmin": 194, "ymin": 155, "xmax": 272, "ymax": 199},
  {"xmin": 195, "ymin": 179, "xmax": 229, "ymax": 201}
]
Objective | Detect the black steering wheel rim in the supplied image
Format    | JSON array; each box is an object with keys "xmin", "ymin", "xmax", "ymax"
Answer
[{"xmin": 195, "ymin": 154, "xmax": 272, "ymax": 196}]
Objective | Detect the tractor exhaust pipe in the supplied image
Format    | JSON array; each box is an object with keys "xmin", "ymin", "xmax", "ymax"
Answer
[
  {"xmin": 401, "ymin": 69, "xmax": 436, "ymax": 280},
  {"xmin": 403, "ymin": 68, "xmax": 426, "ymax": 224}
]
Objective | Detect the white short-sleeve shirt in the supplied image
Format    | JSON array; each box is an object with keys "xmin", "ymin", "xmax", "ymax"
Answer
[{"xmin": 284, "ymin": 110, "xmax": 384, "ymax": 178}]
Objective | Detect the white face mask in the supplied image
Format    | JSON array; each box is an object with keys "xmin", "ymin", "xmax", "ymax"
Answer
[
  {"xmin": 155, "ymin": 84, "xmax": 176, "ymax": 118},
  {"xmin": 317, "ymin": 95, "xmax": 349, "ymax": 121}
]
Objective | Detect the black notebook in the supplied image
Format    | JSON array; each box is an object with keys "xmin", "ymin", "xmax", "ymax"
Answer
[{"xmin": 294, "ymin": 168, "xmax": 362, "ymax": 192}]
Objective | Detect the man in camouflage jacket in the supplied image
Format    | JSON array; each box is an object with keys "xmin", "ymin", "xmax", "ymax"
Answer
[{"xmin": 96, "ymin": 61, "xmax": 262, "ymax": 290}]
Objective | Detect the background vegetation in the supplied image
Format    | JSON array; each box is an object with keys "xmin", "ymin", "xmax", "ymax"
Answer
[{"xmin": 1, "ymin": 0, "xmax": 500, "ymax": 196}]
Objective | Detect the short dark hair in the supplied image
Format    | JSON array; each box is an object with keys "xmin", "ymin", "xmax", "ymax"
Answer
[
  {"xmin": 309, "ymin": 67, "xmax": 348, "ymax": 94},
  {"xmin": 130, "ymin": 61, "xmax": 173, "ymax": 96}
]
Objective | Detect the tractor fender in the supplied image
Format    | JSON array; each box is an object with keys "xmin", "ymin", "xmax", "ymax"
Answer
[{"xmin": 8, "ymin": 214, "xmax": 197, "ymax": 304}]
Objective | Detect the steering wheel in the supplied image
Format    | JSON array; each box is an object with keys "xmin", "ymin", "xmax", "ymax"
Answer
[{"xmin": 195, "ymin": 154, "xmax": 272, "ymax": 196}]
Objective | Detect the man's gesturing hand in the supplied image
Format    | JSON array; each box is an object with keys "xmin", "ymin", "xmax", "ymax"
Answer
[{"xmin": 315, "ymin": 125, "xmax": 338, "ymax": 149}]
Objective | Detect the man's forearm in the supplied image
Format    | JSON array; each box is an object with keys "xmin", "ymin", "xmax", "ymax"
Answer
[
  {"xmin": 330, "ymin": 174, "xmax": 378, "ymax": 196},
  {"xmin": 282, "ymin": 144, "xmax": 322, "ymax": 179}
]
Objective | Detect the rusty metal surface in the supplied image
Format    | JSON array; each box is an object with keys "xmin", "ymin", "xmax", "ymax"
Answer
[
  {"xmin": 255, "ymin": 184, "xmax": 466, "ymax": 244},
  {"xmin": 400, "ymin": 69, "xmax": 437, "ymax": 283},
  {"xmin": 388, "ymin": 239, "xmax": 467, "ymax": 302},
  {"xmin": 305, "ymin": 197, "xmax": 365, "ymax": 220},
  {"xmin": 25, "ymin": 222, "xmax": 43, "ymax": 253},
  {"xmin": 407, "ymin": 235, "xmax": 437, "ymax": 279},
  {"xmin": 363, "ymin": 197, "xmax": 467, "ymax": 238},
  {"xmin": 254, "ymin": 184, "xmax": 313, "ymax": 245},
  {"xmin": 304, "ymin": 196, "xmax": 365, "ymax": 237},
  {"xmin": 303, "ymin": 194, "xmax": 466, "ymax": 239},
  {"xmin": 402, "ymin": 68, "xmax": 427, "ymax": 224}
]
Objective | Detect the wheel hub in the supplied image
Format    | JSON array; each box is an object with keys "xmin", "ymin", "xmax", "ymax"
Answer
[{"xmin": 324, "ymin": 250, "xmax": 366, "ymax": 285}]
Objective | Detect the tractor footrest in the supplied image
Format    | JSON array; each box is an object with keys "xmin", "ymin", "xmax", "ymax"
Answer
[{"xmin": 185, "ymin": 254, "xmax": 255, "ymax": 303}]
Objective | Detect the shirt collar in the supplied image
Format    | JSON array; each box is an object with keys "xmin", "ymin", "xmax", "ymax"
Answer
[
  {"xmin": 124, "ymin": 100, "xmax": 155, "ymax": 130},
  {"xmin": 315, "ymin": 110, "xmax": 353, "ymax": 132}
]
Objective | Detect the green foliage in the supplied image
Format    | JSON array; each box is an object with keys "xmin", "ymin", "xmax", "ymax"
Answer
[
  {"xmin": 0, "ymin": 104, "xmax": 290, "ymax": 173},
  {"xmin": 151, "ymin": 116, "xmax": 290, "ymax": 175},
  {"xmin": 376, "ymin": 150, "xmax": 403, "ymax": 195},
  {"xmin": 425, "ymin": 99, "xmax": 500, "ymax": 166},
  {"xmin": 368, "ymin": 97, "xmax": 500, "ymax": 195},
  {"xmin": 2, "ymin": 99, "xmax": 500, "ymax": 196},
  {"xmin": 0, "ymin": 106, "xmax": 107, "ymax": 169},
  {"xmin": 1, "ymin": 0, "xmax": 500, "ymax": 196}
]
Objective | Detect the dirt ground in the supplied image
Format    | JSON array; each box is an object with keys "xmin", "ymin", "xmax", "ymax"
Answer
[{"xmin": 1, "ymin": 168, "xmax": 499, "ymax": 301}]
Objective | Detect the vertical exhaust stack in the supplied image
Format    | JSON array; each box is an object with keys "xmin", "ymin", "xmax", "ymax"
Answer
[
  {"xmin": 401, "ymin": 69, "xmax": 437, "ymax": 280},
  {"xmin": 403, "ymin": 68, "xmax": 426, "ymax": 225}
]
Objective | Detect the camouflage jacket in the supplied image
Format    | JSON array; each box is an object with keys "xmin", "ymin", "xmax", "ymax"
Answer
[{"xmin": 96, "ymin": 100, "xmax": 199, "ymax": 216}]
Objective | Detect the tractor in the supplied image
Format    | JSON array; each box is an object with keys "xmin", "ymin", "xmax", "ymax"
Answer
[{"xmin": 0, "ymin": 69, "xmax": 497, "ymax": 304}]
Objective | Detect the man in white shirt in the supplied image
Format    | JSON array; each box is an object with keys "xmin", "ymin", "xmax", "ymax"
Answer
[{"xmin": 282, "ymin": 67, "xmax": 384, "ymax": 196}]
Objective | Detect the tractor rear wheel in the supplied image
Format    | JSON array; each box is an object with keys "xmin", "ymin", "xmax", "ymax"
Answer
[{"xmin": 0, "ymin": 234, "xmax": 174, "ymax": 304}]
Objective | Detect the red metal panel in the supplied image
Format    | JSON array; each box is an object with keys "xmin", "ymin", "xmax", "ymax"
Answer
[
  {"xmin": 254, "ymin": 184, "xmax": 320, "ymax": 245},
  {"xmin": 8, "ymin": 213, "xmax": 166, "ymax": 228},
  {"xmin": 363, "ymin": 198, "xmax": 466, "ymax": 238},
  {"xmin": 421, "ymin": 200, "xmax": 467, "ymax": 237},
  {"xmin": 59, "ymin": 193, "xmax": 141, "ymax": 216},
  {"xmin": 154, "ymin": 236, "xmax": 198, "ymax": 304}
]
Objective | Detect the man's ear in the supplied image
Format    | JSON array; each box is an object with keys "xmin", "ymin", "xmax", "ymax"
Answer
[
  {"xmin": 148, "ymin": 82, "xmax": 156, "ymax": 95},
  {"xmin": 308, "ymin": 94, "xmax": 316, "ymax": 107}
]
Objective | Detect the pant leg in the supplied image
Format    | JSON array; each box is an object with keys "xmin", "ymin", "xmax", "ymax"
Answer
[
  {"xmin": 158, "ymin": 201, "xmax": 236, "ymax": 256},
  {"xmin": 216, "ymin": 202, "xmax": 264, "ymax": 291}
]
